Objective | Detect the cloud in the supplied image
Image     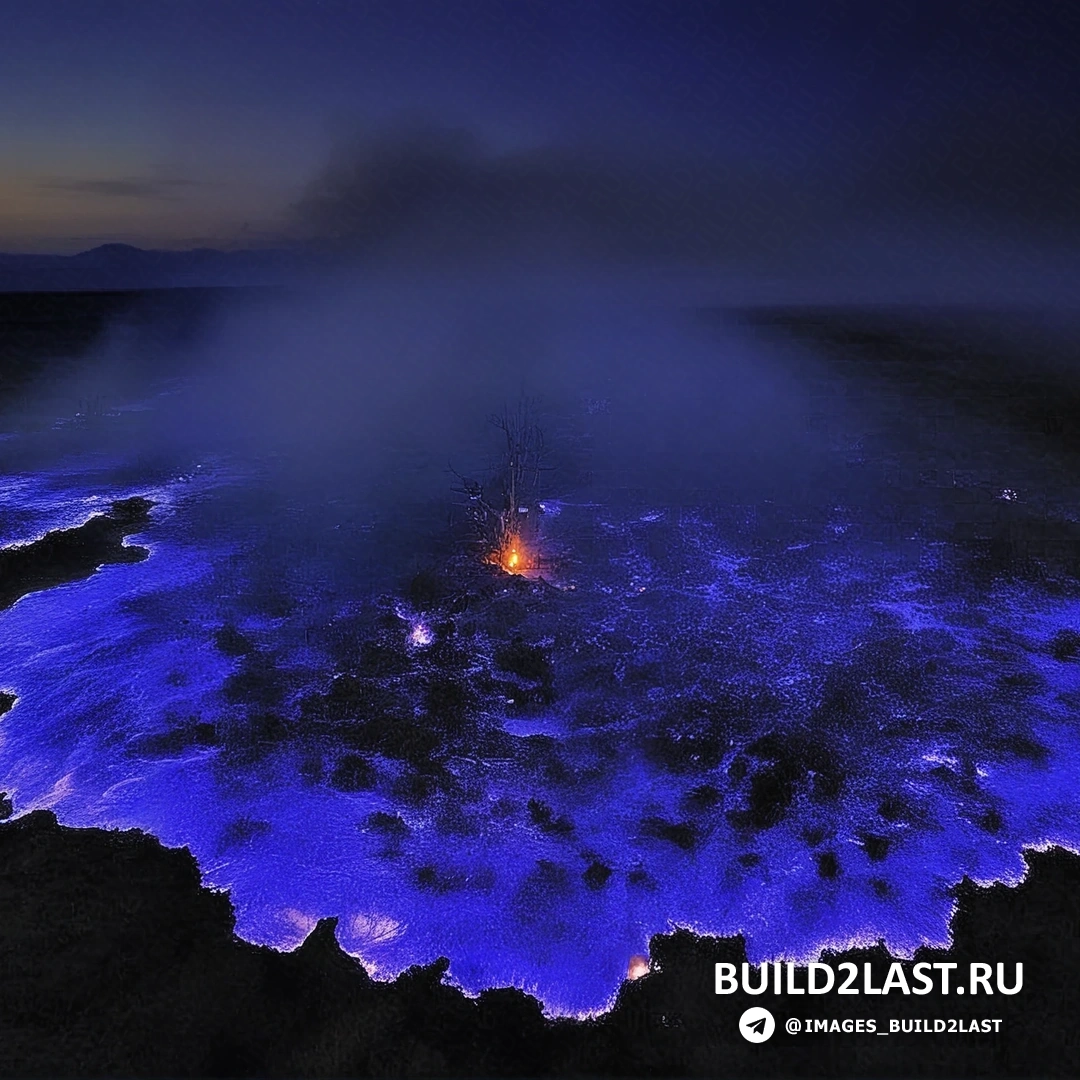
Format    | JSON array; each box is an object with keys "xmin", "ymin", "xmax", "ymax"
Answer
[
  {"xmin": 289, "ymin": 118, "xmax": 828, "ymax": 266},
  {"xmin": 290, "ymin": 110, "xmax": 1080, "ymax": 274},
  {"xmin": 36, "ymin": 171, "xmax": 204, "ymax": 201}
]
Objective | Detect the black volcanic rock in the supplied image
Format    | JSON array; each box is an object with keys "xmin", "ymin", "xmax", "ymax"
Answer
[
  {"xmin": 329, "ymin": 753, "xmax": 378, "ymax": 792},
  {"xmin": 495, "ymin": 637, "xmax": 553, "ymax": 683},
  {"xmin": 3, "ymin": 800, "xmax": 1077, "ymax": 1077},
  {"xmin": 527, "ymin": 797, "xmax": 574, "ymax": 837},
  {"xmin": 641, "ymin": 815, "xmax": 700, "ymax": 851},
  {"xmin": 214, "ymin": 625, "xmax": 256, "ymax": 657},
  {"xmin": 1049, "ymin": 629, "xmax": 1080, "ymax": 661},
  {"xmin": 0, "ymin": 806, "xmax": 1077, "ymax": 1075},
  {"xmin": 859, "ymin": 834, "xmax": 891, "ymax": 862},
  {"xmin": 0, "ymin": 497, "xmax": 154, "ymax": 611}
]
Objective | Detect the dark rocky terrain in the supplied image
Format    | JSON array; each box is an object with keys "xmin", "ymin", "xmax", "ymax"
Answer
[
  {"xmin": 732, "ymin": 306, "xmax": 1080, "ymax": 588},
  {"xmin": 0, "ymin": 806, "xmax": 1076, "ymax": 1077},
  {"xmin": 0, "ymin": 496, "xmax": 155, "ymax": 611}
]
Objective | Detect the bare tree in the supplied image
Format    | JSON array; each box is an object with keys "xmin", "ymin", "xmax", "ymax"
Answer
[{"xmin": 451, "ymin": 398, "xmax": 549, "ymax": 569}]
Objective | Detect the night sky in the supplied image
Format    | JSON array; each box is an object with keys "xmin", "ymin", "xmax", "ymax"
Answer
[{"xmin": 2, "ymin": 0, "xmax": 1078, "ymax": 273}]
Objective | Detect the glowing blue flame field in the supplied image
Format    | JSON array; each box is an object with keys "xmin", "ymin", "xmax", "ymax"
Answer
[{"xmin": 2, "ymin": 349, "xmax": 1080, "ymax": 1017}]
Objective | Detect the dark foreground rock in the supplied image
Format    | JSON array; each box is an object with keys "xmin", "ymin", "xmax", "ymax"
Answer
[
  {"xmin": 0, "ymin": 496, "xmax": 154, "ymax": 611},
  {"xmin": 0, "ymin": 809, "xmax": 1077, "ymax": 1077}
]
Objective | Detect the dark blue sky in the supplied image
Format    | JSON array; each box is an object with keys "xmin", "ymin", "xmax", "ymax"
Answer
[{"xmin": 2, "ymin": 0, "xmax": 1077, "ymax": 255}]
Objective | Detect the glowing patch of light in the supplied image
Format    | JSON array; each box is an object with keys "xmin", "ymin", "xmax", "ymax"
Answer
[
  {"xmin": 348, "ymin": 912, "xmax": 406, "ymax": 945},
  {"xmin": 409, "ymin": 622, "xmax": 434, "ymax": 647},
  {"xmin": 280, "ymin": 907, "xmax": 319, "ymax": 947},
  {"xmin": 30, "ymin": 771, "xmax": 76, "ymax": 811}
]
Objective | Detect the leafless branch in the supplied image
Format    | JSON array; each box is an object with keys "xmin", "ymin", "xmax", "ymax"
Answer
[{"xmin": 449, "ymin": 397, "xmax": 549, "ymax": 560}]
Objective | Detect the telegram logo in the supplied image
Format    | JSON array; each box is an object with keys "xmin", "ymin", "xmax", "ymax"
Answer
[{"xmin": 739, "ymin": 1006, "xmax": 776, "ymax": 1043}]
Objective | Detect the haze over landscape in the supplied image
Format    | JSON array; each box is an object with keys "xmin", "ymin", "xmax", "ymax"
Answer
[{"xmin": 2, "ymin": 0, "xmax": 1080, "ymax": 1025}]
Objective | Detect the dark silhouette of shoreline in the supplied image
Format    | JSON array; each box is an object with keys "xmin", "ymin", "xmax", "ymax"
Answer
[{"xmin": 0, "ymin": 806, "xmax": 1075, "ymax": 1077}]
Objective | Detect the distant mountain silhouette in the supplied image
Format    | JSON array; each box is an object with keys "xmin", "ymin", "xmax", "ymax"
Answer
[{"xmin": 69, "ymin": 243, "xmax": 152, "ymax": 266}]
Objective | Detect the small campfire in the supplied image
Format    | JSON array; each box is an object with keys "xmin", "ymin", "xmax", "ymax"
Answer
[{"xmin": 489, "ymin": 534, "xmax": 531, "ymax": 575}]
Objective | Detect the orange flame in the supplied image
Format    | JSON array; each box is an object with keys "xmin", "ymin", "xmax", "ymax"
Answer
[{"xmin": 490, "ymin": 534, "xmax": 528, "ymax": 574}]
